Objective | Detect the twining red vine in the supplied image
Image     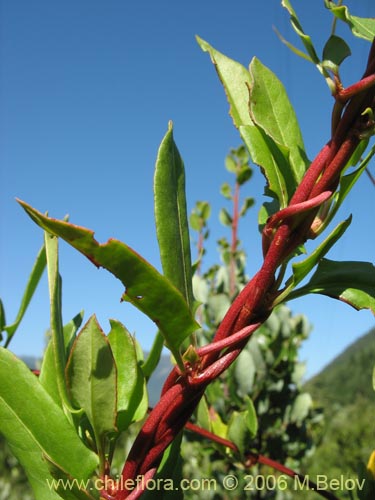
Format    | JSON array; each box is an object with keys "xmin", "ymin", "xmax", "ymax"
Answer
[{"xmin": 109, "ymin": 39, "xmax": 375, "ymax": 500}]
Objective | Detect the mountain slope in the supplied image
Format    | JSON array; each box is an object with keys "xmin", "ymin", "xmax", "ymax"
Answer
[{"xmin": 305, "ymin": 327, "xmax": 375, "ymax": 409}]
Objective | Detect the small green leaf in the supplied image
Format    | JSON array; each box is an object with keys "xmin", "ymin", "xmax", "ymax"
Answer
[
  {"xmin": 189, "ymin": 212, "xmax": 201, "ymax": 231},
  {"xmin": 237, "ymin": 164, "xmax": 252, "ymax": 185},
  {"xmin": 66, "ymin": 315, "xmax": 117, "ymax": 454},
  {"xmin": 273, "ymin": 26, "xmax": 314, "ymax": 63},
  {"xmin": 220, "ymin": 182, "xmax": 232, "ymax": 200},
  {"xmin": 249, "ymin": 57, "xmax": 309, "ymax": 186},
  {"xmin": 196, "ymin": 397, "xmax": 211, "ymax": 432},
  {"xmin": 227, "ymin": 410, "xmax": 252, "ymax": 457},
  {"xmin": 219, "ymin": 208, "xmax": 233, "ymax": 227},
  {"xmin": 207, "ymin": 294, "xmax": 231, "ymax": 325},
  {"xmin": 245, "ymin": 396, "xmax": 258, "ymax": 438},
  {"xmin": 290, "ymin": 393, "xmax": 312, "ymax": 424},
  {"xmin": 4, "ymin": 243, "xmax": 46, "ymax": 343},
  {"xmin": 325, "ymin": 1, "xmax": 375, "ymax": 41},
  {"xmin": 154, "ymin": 122, "xmax": 194, "ymax": 310},
  {"xmin": 289, "ymin": 259, "xmax": 375, "ymax": 313},
  {"xmin": 225, "ymin": 155, "xmax": 238, "ymax": 173},
  {"xmin": 234, "ymin": 350, "xmax": 255, "ymax": 396},
  {"xmin": 282, "ymin": 0, "xmax": 320, "ymax": 64},
  {"xmin": 0, "ymin": 348, "xmax": 98, "ymax": 500},
  {"xmin": 18, "ymin": 200, "xmax": 199, "ymax": 366},
  {"xmin": 322, "ymin": 35, "xmax": 351, "ymax": 70},
  {"xmin": 108, "ymin": 319, "xmax": 147, "ymax": 431},
  {"xmin": 240, "ymin": 197, "xmax": 255, "ymax": 217},
  {"xmin": 197, "ymin": 36, "xmax": 252, "ymax": 128}
]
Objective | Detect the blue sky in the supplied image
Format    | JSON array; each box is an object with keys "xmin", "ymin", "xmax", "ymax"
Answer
[{"xmin": 1, "ymin": 0, "xmax": 374, "ymax": 378}]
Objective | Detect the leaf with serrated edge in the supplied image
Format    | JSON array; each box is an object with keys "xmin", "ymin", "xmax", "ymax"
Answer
[
  {"xmin": 289, "ymin": 259, "xmax": 375, "ymax": 313},
  {"xmin": 154, "ymin": 121, "xmax": 194, "ymax": 309},
  {"xmin": 0, "ymin": 348, "xmax": 98, "ymax": 500},
  {"xmin": 197, "ymin": 36, "xmax": 252, "ymax": 128},
  {"xmin": 249, "ymin": 57, "xmax": 308, "ymax": 186},
  {"xmin": 17, "ymin": 199, "xmax": 199, "ymax": 363}
]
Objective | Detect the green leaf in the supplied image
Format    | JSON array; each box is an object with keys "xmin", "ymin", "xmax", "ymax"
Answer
[
  {"xmin": 237, "ymin": 164, "xmax": 252, "ymax": 185},
  {"xmin": 108, "ymin": 319, "xmax": 147, "ymax": 431},
  {"xmin": 240, "ymin": 125, "xmax": 291, "ymax": 207},
  {"xmin": 325, "ymin": 1, "xmax": 375, "ymax": 42},
  {"xmin": 206, "ymin": 294, "xmax": 231, "ymax": 325},
  {"xmin": 289, "ymin": 217, "xmax": 352, "ymax": 290},
  {"xmin": 227, "ymin": 410, "xmax": 252, "ymax": 457},
  {"xmin": 249, "ymin": 57, "xmax": 308, "ymax": 186},
  {"xmin": 219, "ymin": 208, "xmax": 233, "ymax": 227},
  {"xmin": 245, "ymin": 396, "xmax": 258, "ymax": 438},
  {"xmin": 154, "ymin": 121, "xmax": 194, "ymax": 310},
  {"xmin": 225, "ymin": 155, "xmax": 238, "ymax": 173},
  {"xmin": 240, "ymin": 196, "xmax": 255, "ymax": 217},
  {"xmin": 40, "ymin": 311, "xmax": 84, "ymax": 407},
  {"xmin": 234, "ymin": 350, "xmax": 255, "ymax": 396},
  {"xmin": 196, "ymin": 397, "xmax": 211, "ymax": 432},
  {"xmin": 3, "ymin": 243, "xmax": 46, "ymax": 343},
  {"xmin": 44, "ymin": 231, "xmax": 76, "ymax": 413},
  {"xmin": 0, "ymin": 347, "xmax": 98, "ymax": 500},
  {"xmin": 220, "ymin": 182, "xmax": 232, "ymax": 200},
  {"xmin": 273, "ymin": 26, "xmax": 314, "ymax": 63},
  {"xmin": 66, "ymin": 315, "xmax": 117, "ymax": 454},
  {"xmin": 289, "ymin": 393, "xmax": 312, "ymax": 424},
  {"xmin": 18, "ymin": 199, "xmax": 199, "ymax": 366},
  {"xmin": 281, "ymin": 0, "xmax": 320, "ymax": 64},
  {"xmin": 289, "ymin": 259, "xmax": 375, "ymax": 313},
  {"xmin": 322, "ymin": 35, "xmax": 351, "ymax": 70},
  {"xmin": 197, "ymin": 36, "xmax": 252, "ymax": 128}
]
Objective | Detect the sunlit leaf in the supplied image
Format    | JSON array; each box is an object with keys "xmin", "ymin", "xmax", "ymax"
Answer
[
  {"xmin": 220, "ymin": 182, "xmax": 232, "ymax": 200},
  {"xmin": 154, "ymin": 121, "xmax": 194, "ymax": 310},
  {"xmin": 3, "ymin": 243, "xmax": 46, "ymax": 342},
  {"xmin": 66, "ymin": 315, "xmax": 117, "ymax": 451},
  {"xmin": 281, "ymin": 0, "xmax": 320, "ymax": 63},
  {"xmin": 18, "ymin": 200, "xmax": 199, "ymax": 365},
  {"xmin": 219, "ymin": 208, "xmax": 233, "ymax": 227},
  {"xmin": 322, "ymin": 35, "xmax": 351, "ymax": 69},
  {"xmin": 0, "ymin": 348, "xmax": 98, "ymax": 500},
  {"xmin": 289, "ymin": 259, "xmax": 375, "ymax": 313},
  {"xmin": 197, "ymin": 36, "xmax": 252, "ymax": 128},
  {"xmin": 249, "ymin": 57, "xmax": 309, "ymax": 186},
  {"xmin": 325, "ymin": 1, "xmax": 375, "ymax": 41}
]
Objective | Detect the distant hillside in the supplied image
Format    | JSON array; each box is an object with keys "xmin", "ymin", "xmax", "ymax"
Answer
[{"xmin": 305, "ymin": 327, "xmax": 375, "ymax": 409}]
